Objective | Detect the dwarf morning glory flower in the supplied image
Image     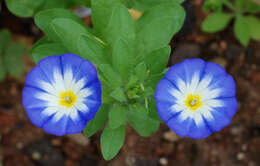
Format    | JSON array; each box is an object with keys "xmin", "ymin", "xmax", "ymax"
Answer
[
  {"xmin": 155, "ymin": 59, "xmax": 237, "ymax": 139},
  {"xmin": 22, "ymin": 53, "xmax": 102, "ymax": 136}
]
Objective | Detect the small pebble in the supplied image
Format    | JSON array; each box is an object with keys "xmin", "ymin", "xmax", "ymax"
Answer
[
  {"xmin": 125, "ymin": 156, "xmax": 136, "ymax": 165},
  {"xmin": 51, "ymin": 138, "xmax": 62, "ymax": 146},
  {"xmin": 230, "ymin": 126, "xmax": 242, "ymax": 136},
  {"xmin": 210, "ymin": 42, "xmax": 219, "ymax": 51},
  {"xmin": 159, "ymin": 157, "xmax": 168, "ymax": 166},
  {"xmin": 241, "ymin": 144, "xmax": 248, "ymax": 151},
  {"xmin": 16, "ymin": 142, "xmax": 24, "ymax": 149},
  {"xmin": 249, "ymin": 161, "xmax": 256, "ymax": 166},
  {"xmin": 163, "ymin": 131, "xmax": 179, "ymax": 142},
  {"xmin": 237, "ymin": 152, "xmax": 245, "ymax": 161},
  {"xmin": 66, "ymin": 133, "xmax": 89, "ymax": 146},
  {"xmin": 220, "ymin": 41, "xmax": 227, "ymax": 51},
  {"xmin": 74, "ymin": 7, "xmax": 91, "ymax": 18},
  {"xmin": 32, "ymin": 151, "xmax": 41, "ymax": 160},
  {"xmin": 211, "ymin": 57, "xmax": 227, "ymax": 69}
]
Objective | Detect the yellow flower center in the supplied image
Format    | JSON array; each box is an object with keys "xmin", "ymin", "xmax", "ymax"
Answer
[
  {"xmin": 185, "ymin": 94, "xmax": 202, "ymax": 111},
  {"xmin": 59, "ymin": 90, "xmax": 77, "ymax": 108}
]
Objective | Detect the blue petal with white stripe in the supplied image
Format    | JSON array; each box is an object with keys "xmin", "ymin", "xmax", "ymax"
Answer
[
  {"xmin": 22, "ymin": 53, "xmax": 102, "ymax": 136},
  {"xmin": 155, "ymin": 59, "xmax": 237, "ymax": 139}
]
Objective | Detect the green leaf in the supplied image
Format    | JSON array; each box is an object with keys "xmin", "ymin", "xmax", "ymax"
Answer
[
  {"xmin": 105, "ymin": 4, "xmax": 135, "ymax": 47},
  {"xmin": 146, "ymin": 72, "xmax": 165, "ymax": 89},
  {"xmin": 127, "ymin": 104, "xmax": 160, "ymax": 136},
  {"xmin": 5, "ymin": 0, "xmax": 44, "ymax": 17},
  {"xmin": 4, "ymin": 42, "xmax": 26, "ymax": 78},
  {"xmin": 134, "ymin": 62, "xmax": 147, "ymax": 81},
  {"xmin": 234, "ymin": 16, "xmax": 251, "ymax": 46},
  {"xmin": 144, "ymin": 46, "xmax": 171, "ymax": 75},
  {"xmin": 4, "ymin": 42, "xmax": 26, "ymax": 58},
  {"xmin": 135, "ymin": 3, "xmax": 185, "ymax": 57},
  {"xmin": 5, "ymin": 59, "xmax": 24, "ymax": 78},
  {"xmin": 128, "ymin": 0, "xmax": 185, "ymax": 11},
  {"xmin": 68, "ymin": 0, "xmax": 91, "ymax": 7},
  {"xmin": 30, "ymin": 37, "xmax": 50, "ymax": 50},
  {"xmin": 108, "ymin": 105, "xmax": 127, "ymax": 129},
  {"xmin": 102, "ymin": 83, "xmax": 114, "ymax": 103},
  {"xmin": 84, "ymin": 104, "xmax": 109, "ymax": 137},
  {"xmin": 245, "ymin": 1, "xmax": 260, "ymax": 14},
  {"xmin": 202, "ymin": 12, "xmax": 232, "ymax": 33},
  {"xmin": 30, "ymin": 43, "xmax": 68, "ymax": 63},
  {"xmin": 202, "ymin": 0, "xmax": 222, "ymax": 12},
  {"xmin": 0, "ymin": 58, "xmax": 7, "ymax": 81},
  {"xmin": 91, "ymin": 0, "xmax": 121, "ymax": 37},
  {"xmin": 98, "ymin": 64, "xmax": 122, "ymax": 88},
  {"xmin": 110, "ymin": 88, "xmax": 127, "ymax": 102},
  {"xmin": 141, "ymin": 86, "xmax": 154, "ymax": 98},
  {"xmin": 0, "ymin": 29, "xmax": 11, "ymax": 54},
  {"xmin": 51, "ymin": 18, "xmax": 93, "ymax": 54},
  {"xmin": 148, "ymin": 98, "xmax": 163, "ymax": 122},
  {"xmin": 35, "ymin": 8, "xmax": 86, "ymax": 42},
  {"xmin": 112, "ymin": 39, "xmax": 133, "ymax": 81},
  {"xmin": 235, "ymin": 0, "xmax": 244, "ymax": 9},
  {"xmin": 125, "ymin": 75, "xmax": 139, "ymax": 90},
  {"xmin": 29, "ymin": 37, "xmax": 49, "ymax": 61},
  {"xmin": 40, "ymin": 0, "xmax": 68, "ymax": 11},
  {"xmin": 101, "ymin": 125, "xmax": 125, "ymax": 160},
  {"xmin": 78, "ymin": 35, "xmax": 107, "ymax": 65},
  {"xmin": 246, "ymin": 16, "xmax": 260, "ymax": 41}
]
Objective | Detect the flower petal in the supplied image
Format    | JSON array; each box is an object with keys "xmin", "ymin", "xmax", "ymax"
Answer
[
  {"xmin": 23, "ymin": 53, "xmax": 102, "ymax": 136},
  {"xmin": 155, "ymin": 78, "xmax": 183, "ymax": 103},
  {"xmin": 155, "ymin": 58, "xmax": 237, "ymax": 139}
]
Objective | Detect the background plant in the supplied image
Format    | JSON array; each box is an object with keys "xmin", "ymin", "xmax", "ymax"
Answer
[
  {"xmin": 0, "ymin": 29, "xmax": 26, "ymax": 81},
  {"xmin": 201, "ymin": 0, "xmax": 260, "ymax": 46},
  {"xmin": 29, "ymin": 0, "xmax": 185, "ymax": 160},
  {"xmin": 4, "ymin": 0, "xmax": 91, "ymax": 17}
]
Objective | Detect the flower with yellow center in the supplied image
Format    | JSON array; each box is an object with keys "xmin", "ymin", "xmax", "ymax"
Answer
[
  {"xmin": 59, "ymin": 90, "xmax": 77, "ymax": 108},
  {"xmin": 155, "ymin": 59, "xmax": 238, "ymax": 139},
  {"xmin": 22, "ymin": 54, "xmax": 102, "ymax": 136},
  {"xmin": 185, "ymin": 94, "xmax": 202, "ymax": 111}
]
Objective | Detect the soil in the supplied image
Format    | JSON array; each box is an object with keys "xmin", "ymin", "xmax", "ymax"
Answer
[{"xmin": 0, "ymin": 1, "xmax": 259, "ymax": 166}]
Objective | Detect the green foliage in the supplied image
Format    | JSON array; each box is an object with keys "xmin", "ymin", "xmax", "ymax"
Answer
[
  {"xmin": 0, "ymin": 29, "xmax": 26, "ymax": 81},
  {"xmin": 201, "ymin": 0, "xmax": 260, "ymax": 47},
  {"xmin": 5, "ymin": 0, "xmax": 91, "ymax": 18},
  {"xmin": 105, "ymin": 4, "xmax": 135, "ymax": 48},
  {"xmin": 246, "ymin": 16, "xmax": 260, "ymax": 40},
  {"xmin": 127, "ymin": 104, "xmax": 160, "ymax": 136},
  {"xmin": 202, "ymin": 12, "xmax": 233, "ymax": 32},
  {"xmin": 35, "ymin": 9, "xmax": 87, "ymax": 42},
  {"xmin": 84, "ymin": 104, "xmax": 109, "ymax": 137},
  {"xmin": 5, "ymin": 0, "xmax": 44, "ymax": 17},
  {"xmin": 112, "ymin": 39, "xmax": 134, "ymax": 81},
  {"xmin": 135, "ymin": 2, "xmax": 185, "ymax": 57},
  {"xmin": 31, "ymin": 42, "xmax": 68, "ymax": 63},
  {"xmin": 202, "ymin": 0, "xmax": 222, "ymax": 12},
  {"xmin": 234, "ymin": 15, "xmax": 251, "ymax": 46},
  {"xmin": 101, "ymin": 125, "xmax": 125, "ymax": 160},
  {"xmin": 110, "ymin": 88, "xmax": 127, "ymax": 102},
  {"xmin": 127, "ymin": 0, "xmax": 185, "ymax": 11},
  {"xmin": 108, "ymin": 105, "xmax": 127, "ymax": 129},
  {"xmin": 30, "ymin": 0, "xmax": 185, "ymax": 160}
]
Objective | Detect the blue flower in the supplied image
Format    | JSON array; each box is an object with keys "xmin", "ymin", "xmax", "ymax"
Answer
[
  {"xmin": 155, "ymin": 59, "xmax": 237, "ymax": 139},
  {"xmin": 22, "ymin": 53, "xmax": 102, "ymax": 136}
]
